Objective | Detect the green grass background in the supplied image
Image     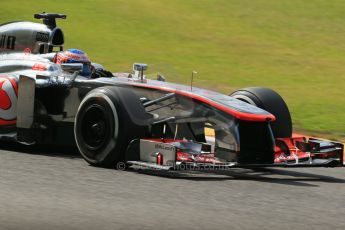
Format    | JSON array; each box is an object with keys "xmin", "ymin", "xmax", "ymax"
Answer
[{"xmin": 2, "ymin": 0, "xmax": 345, "ymax": 139}]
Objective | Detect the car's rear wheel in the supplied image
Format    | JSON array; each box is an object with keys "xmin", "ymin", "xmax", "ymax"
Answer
[
  {"xmin": 230, "ymin": 87, "xmax": 292, "ymax": 138},
  {"xmin": 74, "ymin": 86, "xmax": 150, "ymax": 168}
]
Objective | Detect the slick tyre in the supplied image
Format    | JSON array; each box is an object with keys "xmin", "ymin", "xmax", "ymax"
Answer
[
  {"xmin": 74, "ymin": 86, "xmax": 150, "ymax": 168},
  {"xmin": 230, "ymin": 87, "xmax": 292, "ymax": 138}
]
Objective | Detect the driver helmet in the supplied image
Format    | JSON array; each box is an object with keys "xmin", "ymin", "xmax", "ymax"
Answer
[{"xmin": 53, "ymin": 49, "xmax": 93, "ymax": 76}]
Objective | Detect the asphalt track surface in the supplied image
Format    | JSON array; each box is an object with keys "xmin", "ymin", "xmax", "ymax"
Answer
[{"xmin": 1, "ymin": 144, "xmax": 345, "ymax": 230}]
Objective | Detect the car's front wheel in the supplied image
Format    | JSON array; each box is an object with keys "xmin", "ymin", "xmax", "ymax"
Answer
[
  {"xmin": 230, "ymin": 87, "xmax": 292, "ymax": 138},
  {"xmin": 74, "ymin": 86, "xmax": 150, "ymax": 168}
]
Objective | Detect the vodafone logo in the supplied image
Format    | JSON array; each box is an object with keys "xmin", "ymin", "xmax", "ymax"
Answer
[{"xmin": 0, "ymin": 77, "xmax": 18, "ymax": 125}]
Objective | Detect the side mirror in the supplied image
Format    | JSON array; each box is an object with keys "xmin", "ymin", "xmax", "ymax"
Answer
[
  {"xmin": 132, "ymin": 63, "xmax": 148, "ymax": 82},
  {"xmin": 61, "ymin": 63, "xmax": 83, "ymax": 73},
  {"xmin": 133, "ymin": 63, "xmax": 148, "ymax": 71}
]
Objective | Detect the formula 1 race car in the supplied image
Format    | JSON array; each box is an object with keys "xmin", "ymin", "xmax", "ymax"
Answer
[{"xmin": 0, "ymin": 13, "xmax": 343, "ymax": 170}]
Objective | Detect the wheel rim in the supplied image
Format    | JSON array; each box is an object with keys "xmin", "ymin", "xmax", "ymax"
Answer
[
  {"xmin": 232, "ymin": 95, "xmax": 256, "ymax": 106},
  {"xmin": 80, "ymin": 104, "xmax": 112, "ymax": 152}
]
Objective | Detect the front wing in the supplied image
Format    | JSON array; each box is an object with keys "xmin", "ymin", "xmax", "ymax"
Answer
[{"xmin": 126, "ymin": 137, "xmax": 344, "ymax": 171}]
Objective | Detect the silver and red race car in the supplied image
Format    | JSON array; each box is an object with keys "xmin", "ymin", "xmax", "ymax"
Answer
[{"xmin": 0, "ymin": 13, "xmax": 343, "ymax": 170}]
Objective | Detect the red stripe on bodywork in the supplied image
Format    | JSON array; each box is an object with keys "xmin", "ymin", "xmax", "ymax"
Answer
[
  {"xmin": 127, "ymin": 83, "xmax": 276, "ymax": 122},
  {"xmin": 0, "ymin": 119, "xmax": 16, "ymax": 125}
]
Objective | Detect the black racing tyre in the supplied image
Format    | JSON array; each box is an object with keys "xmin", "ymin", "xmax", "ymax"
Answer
[
  {"xmin": 230, "ymin": 87, "xmax": 292, "ymax": 138},
  {"xmin": 74, "ymin": 86, "xmax": 150, "ymax": 168}
]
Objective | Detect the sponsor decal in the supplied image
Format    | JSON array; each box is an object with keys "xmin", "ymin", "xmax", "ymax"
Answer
[
  {"xmin": 0, "ymin": 77, "xmax": 17, "ymax": 125},
  {"xmin": 0, "ymin": 34, "xmax": 16, "ymax": 50},
  {"xmin": 24, "ymin": 48, "xmax": 31, "ymax": 55},
  {"xmin": 154, "ymin": 143, "xmax": 175, "ymax": 152},
  {"xmin": 32, "ymin": 63, "xmax": 47, "ymax": 71},
  {"xmin": 36, "ymin": 32, "xmax": 49, "ymax": 42}
]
